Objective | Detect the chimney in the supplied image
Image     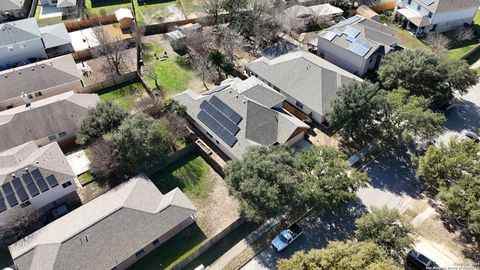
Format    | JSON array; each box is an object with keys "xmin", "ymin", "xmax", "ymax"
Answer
[{"xmin": 21, "ymin": 92, "xmax": 31, "ymax": 107}]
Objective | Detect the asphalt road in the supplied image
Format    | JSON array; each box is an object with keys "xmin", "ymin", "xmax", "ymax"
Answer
[{"xmin": 241, "ymin": 84, "xmax": 480, "ymax": 270}]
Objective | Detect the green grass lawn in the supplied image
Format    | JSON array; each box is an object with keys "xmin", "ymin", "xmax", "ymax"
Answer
[
  {"xmin": 179, "ymin": 0, "xmax": 198, "ymax": 15},
  {"xmin": 183, "ymin": 222, "xmax": 260, "ymax": 270},
  {"xmin": 78, "ymin": 172, "xmax": 95, "ymax": 185},
  {"xmin": 0, "ymin": 246, "xmax": 13, "ymax": 269},
  {"xmin": 130, "ymin": 224, "xmax": 207, "ymax": 270},
  {"xmin": 97, "ymin": 81, "xmax": 145, "ymax": 111},
  {"xmin": 149, "ymin": 152, "xmax": 213, "ymax": 199},
  {"xmin": 144, "ymin": 43, "xmax": 193, "ymax": 96},
  {"xmin": 381, "ymin": 17, "xmax": 426, "ymax": 50},
  {"xmin": 34, "ymin": 4, "xmax": 63, "ymax": 27},
  {"xmin": 447, "ymin": 39, "xmax": 479, "ymax": 60}
]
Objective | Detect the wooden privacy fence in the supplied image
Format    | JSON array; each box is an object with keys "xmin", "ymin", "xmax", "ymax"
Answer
[
  {"xmin": 140, "ymin": 13, "xmax": 230, "ymax": 35},
  {"xmin": 64, "ymin": 15, "xmax": 118, "ymax": 32},
  {"xmin": 78, "ymin": 72, "xmax": 137, "ymax": 93},
  {"xmin": 72, "ymin": 37, "xmax": 136, "ymax": 61}
]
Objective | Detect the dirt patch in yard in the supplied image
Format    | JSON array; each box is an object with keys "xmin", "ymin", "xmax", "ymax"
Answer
[
  {"xmin": 81, "ymin": 48, "xmax": 137, "ymax": 85},
  {"xmin": 308, "ymin": 128, "xmax": 340, "ymax": 148},
  {"xmin": 192, "ymin": 167, "xmax": 240, "ymax": 237}
]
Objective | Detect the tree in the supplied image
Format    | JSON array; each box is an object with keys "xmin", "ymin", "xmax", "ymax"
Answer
[
  {"xmin": 76, "ymin": 101, "xmax": 129, "ymax": 145},
  {"xmin": 425, "ymin": 34, "xmax": 450, "ymax": 56},
  {"xmin": 88, "ymin": 138, "xmax": 122, "ymax": 181},
  {"xmin": 415, "ymin": 138, "xmax": 480, "ymax": 233},
  {"xmin": 93, "ymin": 27, "xmax": 130, "ymax": 75},
  {"xmin": 297, "ymin": 146, "xmax": 370, "ymax": 209},
  {"xmin": 224, "ymin": 145, "xmax": 301, "ymax": 222},
  {"xmin": 383, "ymin": 89, "xmax": 446, "ymax": 145},
  {"xmin": 277, "ymin": 241, "xmax": 401, "ymax": 270},
  {"xmin": 203, "ymin": 0, "xmax": 224, "ymax": 27},
  {"xmin": 144, "ymin": 63, "xmax": 165, "ymax": 97},
  {"xmin": 328, "ymin": 81, "xmax": 386, "ymax": 143},
  {"xmin": 355, "ymin": 207, "xmax": 414, "ymax": 262},
  {"xmin": 207, "ymin": 48, "xmax": 232, "ymax": 82},
  {"xmin": 106, "ymin": 113, "xmax": 173, "ymax": 177},
  {"xmin": 378, "ymin": 50, "xmax": 478, "ymax": 106},
  {"xmin": 0, "ymin": 210, "xmax": 41, "ymax": 246},
  {"xmin": 222, "ymin": 0, "xmax": 250, "ymax": 26}
]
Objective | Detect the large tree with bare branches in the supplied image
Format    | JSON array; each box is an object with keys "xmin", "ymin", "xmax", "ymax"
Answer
[{"xmin": 93, "ymin": 27, "xmax": 130, "ymax": 75}]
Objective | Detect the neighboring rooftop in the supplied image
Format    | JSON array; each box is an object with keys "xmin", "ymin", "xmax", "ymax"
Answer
[
  {"xmin": 57, "ymin": 0, "xmax": 76, "ymax": 8},
  {"xmin": 284, "ymin": 4, "xmax": 343, "ymax": 21},
  {"xmin": 246, "ymin": 50, "xmax": 361, "ymax": 116},
  {"xmin": 39, "ymin": 23, "xmax": 72, "ymax": 49},
  {"xmin": 0, "ymin": 18, "xmax": 41, "ymax": 47},
  {"xmin": 0, "ymin": 0, "xmax": 24, "ymax": 11},
  {"xmin": 0, "ymin": 54, "xmax": 81, "ymax": 102},
  {"xmin": 0, "ymin": 141, "xmax": 76, "ymax": 213},
  {"xmin": 319, "ymin": 15, "xmax": 397, "ymax": 58},
  {"xmin": 408, "ymin": 0, "xmax": 480, "ymax": 14},
  {"xmin": 9, "ymin": 174, "xmax": 197, "ymax": 270},
  {"xmin": 175, "ymin": 77, "xmax": 309, "ymax": 159},
  {"xmin": 0, "ymin": 91, "xmax": 99, "ymax": 151}
]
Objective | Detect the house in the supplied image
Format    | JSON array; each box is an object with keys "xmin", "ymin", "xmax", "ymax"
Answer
[
  {"xmin": 39, "ymin": 0, "xmax": 76, "ymax": 15},
  {"xmin": 177, "ymin": 23, "xmax": 203, "ymax": 37},
  {"xmin": 0, "ymin": 18, "xmax": 73, "ymax": 69},
  {"xmin": 283, "ymin": 4, "xmax": 343, "ymax": 33},
  {"xmin": 0, "ymin": 18, "xmax": 47, "ymax": 69},
  {"xmin": 174, "ymin": 77, "xmax": 310, "ymax": 160},
  {"xmin": 0, "ymin": 0, "xmax": 32, "ymax": 21},
  {"xmin": 8, "ymin": 174, "xmax": 197, "ymax": 270},
  {"xmin": 39, "ymin": 23, "xmax": 74, "ymax": 57},
  {"xmin": 0, "ymin": 141, "xmax": 81, "ymax": 221},
  {"xmin": 316, "ymin": 15, "xmax": 397, "ymax": 76},
  {"xmin": 0, "ymin": 91, "xmax": 99, "ymax": 152},
  {"xmin": 0, "ymin": 54, "xmax": 83, "ymax": 111},
  {"xmin": 395, "ymin": 0, "xmax": 480, "ymax": 36},
  {"xmin": 246, "ymin": 50, "xmax": 361, "ymax": 124}
]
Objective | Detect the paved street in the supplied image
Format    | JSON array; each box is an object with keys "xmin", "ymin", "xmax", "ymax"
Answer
[{"xmin": 241, "ymin": 84, "xmax": 480, "ymax": 270}]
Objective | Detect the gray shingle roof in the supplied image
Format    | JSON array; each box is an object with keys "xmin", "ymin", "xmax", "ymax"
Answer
[
  {"xmin": 417, "ymin": 0, "xmax": 480, "ymax": 13},
  {"xmin": 0, "ymin": 91, "xmax": 99, "ymax": 152},
  {"xmin": 0, "ymin": 0, "xmax": 24, "ymax": 11},
  {"xmin": 0, "ymin": 18, "xmax": 41, "ymax": 47},
  {"xmin": 57, "ymin": 0, "xmax": 76, "ymax": 8},
  {"xmin": 0, "ymin": 54, "xmax": 81, "ymax": 102},
  {"xmin": 39, "ymin": 24, "xmax": 71, "ymax": 49},
  {"xmin": 174, "ymin": 77, "xmax": 309, "ymax": 159},
  {"xmin": 9, "ymin": 174, "xmax": 197, "ymax": 270},
  {"xmin": 246, "ymin": 51, "xmax": 361, "ymax": 117}
]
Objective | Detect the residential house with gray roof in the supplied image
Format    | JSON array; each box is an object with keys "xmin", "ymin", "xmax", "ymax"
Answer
[
  {"xmin": 0, "ymin": 54, "xmax": 83, "ymax": 111},
  {"xmin": 395, "ymin": 0, "xmax": 480, "ymax": 36},
  {"xmin": 0, "ymin": 91, "xmax": 99, "ymax": 152},
  {"xmin": 174, "ymin": 77, "xmax": 310, "ymax": 160},
  {"xmin": 0, "ymin": 0, "xmax": 32, "ymax": 21},
  {"xmin": 0, "ymin": 18, "xmax": 73, "ymax": 69},
  {"xmin": 8, "ymin": 174, "xmax": 197, "ymax": 270},
  {"xmin": 246, "ymin": 50, "xmax": 361, "ymax": 124},
  {"xmin": 39, "ymin": 0, "xmax": 77, "ymax": 16},
  {"xmin": 316, "ymin": 15, "xmax": 397, "ymax": 76},
  {"xmin": 0, "ymin": 141, "xmax": 81, "ymax": 221}
]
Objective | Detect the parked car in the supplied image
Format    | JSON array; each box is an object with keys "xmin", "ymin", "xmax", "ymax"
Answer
[
  {"xmin": 271, "ymin": 223, "xmax": 303, "ymax": 252},
  {"xmin": 405, "ymin": 250, "xmax": 440, "ymax": 270},
  {"xmin": 461, "ymin": 130, "xmax": 479, "ymax": 142}
]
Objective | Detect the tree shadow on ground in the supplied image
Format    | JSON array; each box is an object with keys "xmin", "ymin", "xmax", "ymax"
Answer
[
  {"xmin": 252, "ymin": 199, "xmax": 368, "ymax": 269},
  {"xmin": 364, "ymin": 148, "xmax": 422, "ymax": 197},
  {"xmin": 90, "ymin": 0, "xmax": 130, "ymax": 8},
  {"xmin": 444, "ymin": 99, "xmax": 480, "ymax": 133}
]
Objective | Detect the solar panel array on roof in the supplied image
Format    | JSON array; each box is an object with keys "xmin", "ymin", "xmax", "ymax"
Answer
[
  {"xmin": 344, "ymin": 26, "xmax": 361, "ymax": 38},
  {"xmin": 12, "ymin": 177, "xmax": 29, "ymax": 202},
  {"xmin": 420, "ymin": 0, "xmax": 434, "ymax": 5},
  {"xmin": 210, "ymin": 96, "xmax": 243, "ymax": 124},
  {"xmin": 46, "ymin": 175, "xmax": 59, "ymax": 188},
  {"xmin": 347, "ymin": 39, "xmax": 372, "ymax": 57},
  {"xmin": 323, "ymin": 31, "xmax": 337, "ymax": 41},
  {"xmin": 200, "ymin": 101, "xmax": 240, "ymax": 135},
  {"xmin": 31, "ymin": 169, "xmax": 49, "ymax": 192},
  {"xmin": 198, "ymin": 110, "xmax": 238, "ymax": 147},
  {"xmin": 2, "ymin": 182, "xmax": 18, "ymax": 207},
  {"xmin": 23, "ymin": 173, "xmax": 39, "ymax": 197},
  {"xmin": 0, "ymin": 191, "xmax": 6, "ymax": 213}
]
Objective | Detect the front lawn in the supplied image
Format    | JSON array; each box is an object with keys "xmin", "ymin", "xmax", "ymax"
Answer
[
  {"xmin": 143, "ymin": 43, "xmax": 194, "ymax": 96},
  {"xmin": 129, "ymin": 224, "xmax": 207, "ymax": 270},
  {"xmin": 97, "ymin": 81, "xmax": 146, "ymax": 111}
]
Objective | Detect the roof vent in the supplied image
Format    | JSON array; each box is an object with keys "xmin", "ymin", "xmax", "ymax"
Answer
[
  {"xmin": 243, "ymin": 100, "xmax": 246, "ymax": 104},
  {"xmin": 11, "ymin": 174, "xmax": 15, "ymax": 177},
  {"xmin": 25, "ymin": 168, "xmax": 29, "ymax": 171},
  {"xmin": 35, "ymin": 161, "xmax": 40, "ymax": 164},
  {"xmin": 235, "ymin": 95, "xmax": 239, "ymax": 98}
]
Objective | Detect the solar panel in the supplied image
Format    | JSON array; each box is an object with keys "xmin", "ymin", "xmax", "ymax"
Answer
[
  {"xmin": 355, "ymin": 39, "xmax": 372, "ymax": 49},
  {"xmin": 12, "ymin": 177, "xmax": 29, "ymax": 202},
  {"xmin": 343, "ymin": 26, "xmax": 360, "ymax": 38},
  {"xmin": 0, "ymin": 191, "xmax": 6, "ymax": 213},
  {"xmin": 46, "ymin": 175, "xmax": 59, "ymax": 188},
  {"xmin": 209, "ymin": 96, "xmax": 243, "ymax": 124},
  {"xmin": 323, "ymin": 31, "xmax": 337, "ymax": 41},
  {"xmin": 22, "ymin": 173, "xmax": 39, "ymax": 197},
  {"xmin": 200, "ymin": 101, "xmax": 240, "ymax": 135},
  {"xmin": 198, "ymin": 110, "xmax": 238, "ymax": 147},
  {"xmin": 348, "ymin": 43, "xmax": 370, "ymax": 57},
  {"xmin": 345, "ymin": 35, "xmax": 355, "ymax": 42},
  {"xmin": 2, "ymin": 182, "xmax": 18, "ymax": 207},
  {"xmin": 31, "ymin": 169, "xmax": 49, "ymax": 192}
]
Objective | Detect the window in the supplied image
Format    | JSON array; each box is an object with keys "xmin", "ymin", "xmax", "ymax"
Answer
[
  {"xmin": 135, "ymin": 249, "xmax": 145, "ymax": 258},
  {"xmin": 206, "ymin": 132, "xmax": 212, "ymax": 138},
  {"xmin": 407, "ymin": 0, "xmax": 412, "ymax": 4},
  {"xmin": 152, "ymin": 239, "xmax": 160, "ymax": 246},
  {"xmin": 431, "ymin": 24, "xmax": 437, "ymax": 31},
  {"xmin": 295, "ymin": 101, "xmax": 304, "ymax": 109},
  {"xmin": 416, "ymin": 4, "xmax": 421, "ymax": 11},
  {"xmin": 20, "ymin": 201, "xmax": 31, "ymax": 208},
  {"xmin": 58, "ymin": 131, "xmax": 67, "ymax": 138},
  {"xmin": 48, "ymin": 135, "xmax": 57, "ymax": 141},
  {"xmin": 8, "ymin": 46, "xmax": 14, "ymax": 53},
  {"xmin": 62, "ymin": 181, "xmax": 72, "ymax": 188},
  {"xmin": 428, "ymin": 12, "xmax": 433, "ymax": 18},
  {"xmin": 215, "ymin": 140, "xmax": 219, "ymax": 144}
]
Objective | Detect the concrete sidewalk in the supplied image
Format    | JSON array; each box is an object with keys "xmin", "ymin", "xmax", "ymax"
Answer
[{"xmin": 209, "ymin": 216, "xmax": 282, "ymax": 270}]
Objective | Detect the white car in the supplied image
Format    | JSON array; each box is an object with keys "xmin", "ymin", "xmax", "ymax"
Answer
[{"xmin": 461, "ymin": 130, "xmax": 479, "ymax": 142}]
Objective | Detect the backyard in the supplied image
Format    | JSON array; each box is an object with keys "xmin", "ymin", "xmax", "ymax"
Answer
[
  {"xmin": 97, "ymin": 81, "xmax": 146, "ymax": 111},
  {"xmin": 129, "ymin": 152, "xmax": 241, "ymax": 269}
]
